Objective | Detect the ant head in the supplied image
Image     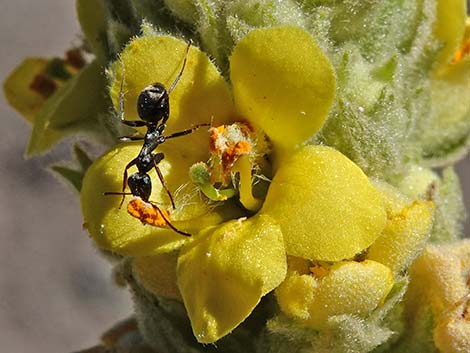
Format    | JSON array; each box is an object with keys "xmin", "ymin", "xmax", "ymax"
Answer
[{"xmin": 137, "ymin": 83, "xmax": 169, "ymax": 124}]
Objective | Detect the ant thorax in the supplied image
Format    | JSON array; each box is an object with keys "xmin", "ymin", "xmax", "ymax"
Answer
[{"xmin": 141, "ymin": 127, "xmax": 165, "ymax": 154}]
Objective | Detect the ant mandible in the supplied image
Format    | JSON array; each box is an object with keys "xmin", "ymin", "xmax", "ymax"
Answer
[{"xmin": 104, "ymin": 43, "xmax": 209, "ymax": 236}]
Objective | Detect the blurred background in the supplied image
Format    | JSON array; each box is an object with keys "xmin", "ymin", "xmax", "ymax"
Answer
[
  {"xmin": 0, "ymin": 1, "xmax": 468, "ymax": 352},
  {"xmin": 0, "ymin": 1, "xmax": 132, "ymax": 352}
]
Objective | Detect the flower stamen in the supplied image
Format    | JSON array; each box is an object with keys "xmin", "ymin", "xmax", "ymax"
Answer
[{"xmin": 452, "ymin": 19, "xmax": 470, "ymax": 64}]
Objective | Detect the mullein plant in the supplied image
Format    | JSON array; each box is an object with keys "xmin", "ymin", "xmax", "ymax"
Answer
[{"xmin": 4, "ymin": 0, "xmax": 470, "ymax": 352}]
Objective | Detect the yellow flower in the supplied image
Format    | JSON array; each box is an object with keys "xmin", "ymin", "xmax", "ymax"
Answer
[
  {"xmin": 82, "ymin": 25, "xmax": 336, "ymax": 255},
  {"xmin": 82, "ymin": 25, "xmax": 336, "ymax": 343},
  {"xmin": 276, "ymin": 258, "xmax": 394, "ymax": 330},
  {"xmin": 433, "ymin": 0, "xmax": 468, "ymax": 70},
  {"xmin": 405, "ymin": 240, "xmax": 470, "ymax": 353},
  {"xmin": 274, "ymin": 179, "xmax": 434, "ymax": 329},
  {"xmin": 81, "ymin": 25, "xmax": 434, "ymax": 344},
  {"xmin": 422, "ymin": 2, "xmax": 470, "ymax": 161}
]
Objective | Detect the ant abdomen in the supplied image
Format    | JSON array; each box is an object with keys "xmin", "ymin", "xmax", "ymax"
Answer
[
  {"xmin": 128, "ymin": 173, "xmax": 152, "ymax": 202},
  {"xmin": 137, "ymin": 83, "xmax": 169, "ymax": 123}
]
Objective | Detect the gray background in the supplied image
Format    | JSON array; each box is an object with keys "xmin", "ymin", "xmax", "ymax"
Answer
[
  {"xmin": 0, "ymin": 1, "xmax": 468, "ymax": 352},
  {"xmin": 0, "ymin": 1, "xmax": 131, "ymax": 352}
]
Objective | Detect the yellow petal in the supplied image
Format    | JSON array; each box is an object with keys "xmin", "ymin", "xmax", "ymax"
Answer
[
  {"xmin": 177, "ymin": 214, "xmax": 286, "ymax": 343},
  {"xmin": 261, "ymin": 145, "xmax": 387, "ymax": 261},
  {"xmin": 407, "ymin": 240, "xmax": 470, "ymax": 316},
  {"xmin": 109, "ymin": 35, "xmax": 235, "ymax": 161},
  {"xmin": 132, "ymin": 252, "xmax": 181, "ymax": 300},
  {"xmin": 80, "ymin": 143, "xmax": 231, "ymax": 256},
  {"xmin": 276, "ymin": 273, "xmax": 316, "ymax": 322},
  {"xmin": 434, "ymin": 317, "xmax": 470, "ymax": 353},
  {"xmin": 230, "ymin": 26, "xmax": 336, "ymax": 162},
  {"xmin": 276, "ymin": 260, "xmax": 394, "ymax": 329},
  {"xmin": 405, "ymin": 240, "xmax": 470, "ymax": 352},
  {"xmin": 368, "ymin": 200, "xmax": 435, "ymax": 275}
]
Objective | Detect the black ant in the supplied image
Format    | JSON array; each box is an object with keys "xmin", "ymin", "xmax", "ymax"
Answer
[{"xmin": 104, "ymin": 43, "xmax": 208, "ymax": 236}]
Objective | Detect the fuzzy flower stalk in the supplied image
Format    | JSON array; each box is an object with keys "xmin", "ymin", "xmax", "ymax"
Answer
[{"xmin": 4, "ymin": 0, "xmax": 470, "ymax": 352}]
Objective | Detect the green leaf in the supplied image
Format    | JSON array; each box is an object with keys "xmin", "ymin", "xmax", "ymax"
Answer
[
  {"xmin": 133, "ymin": 0, "xmax": 192, "ymax": 34},
  {"xmin": 50, "ymin": 144, "xmax": 94, "ymax": 192},
  {"xmin": 430, "ymin": 167, "xmax": 466, "ymax": 242},
  {"xmin": 76, "ymin": 0, "xmax": 109, "ymax": 58},
  {"xmin": 105, "ymin": 19, "xmax": 135, "ymax": 57},
  {"xmin": 50, "ymin": 166, "xmax": 84, "ymax": 192},
  {"xmin": 419, "ymin": 60, "xmax": 470, "ymax": 166},
  {"xmin": 27, "ymin": 59, "xmax": 109, "ymax": 156},
  {"xmin": 105, "ymin": 0, "xmax": 137, "ymax": 29},
  {"xmin": 74, "ymin": 144, "xmax": 93, "ymax": 171}
]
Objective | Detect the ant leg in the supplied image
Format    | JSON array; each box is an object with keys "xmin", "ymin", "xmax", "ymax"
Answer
[
  {"xmin": 149, "ymin": 201, "xmax": 191, "ymax": 236},
  {"xmin": 119, "ymin": 158, "xmax": 137, "ymax": 208},
  {"xmin": 164, "ymin": 123, "xmax": 211, "ymax": 140},
  {"xmin": 121, "ymin": 120, "xmax": 147, "ymax": 127},
  {"xmin": 103, "ymin": 192, "xmax": 133, "ymax": 196},
  {"xmin": 152, "ymin": 153, "xmax": 176, "ymax": 210},
  {"xmin": 119, "ymin": 135, "xmax": 145, "ymax": 142}
]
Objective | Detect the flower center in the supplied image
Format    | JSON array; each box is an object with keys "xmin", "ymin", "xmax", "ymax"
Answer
[{"xmin": 190, "ymin": 121, "xmax": 271, "ymax": 211}]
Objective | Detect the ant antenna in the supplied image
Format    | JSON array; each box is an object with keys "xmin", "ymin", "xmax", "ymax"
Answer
[
  {"xmin": 168, "ymin": 42, "xmax": 191, "ymax": 94},
  {"xmin": 117, "ymin": 59, "xmax": 126, "ymax": 122}
]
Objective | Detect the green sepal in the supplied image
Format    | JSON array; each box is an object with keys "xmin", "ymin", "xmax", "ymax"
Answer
[
  {"xmin": 132, "ymin": 0, "xmax": 194, "ymax": 38},
  {"xmin": 430, "ymin": 167, "xmax": 466, "ymax": 243},
  {"xmin": 50, "ymin": 166, "xmax": 84, "ymax": 192},
  {"xmin": 50, "ymin": 144, "xmax": 94, "ymax": 192},
  {"xmin": 104, "ymin": 0, "xmax": 137, "ymax": 30},
  {"xmin": 328, "ymin": 1, "xmax": 424, "ymax": 61},
  {"xmin": 76, "ymin": 0, "xmax": 109, "ymax": 58},
  {"xmin": 390, "ymin": 308, "xmax": 438, "ymax": 353},
  {"xmin": 265, "ymin": 276, "xmax": 409, "ymax": 353},
  {"xmin": 27, "ymin": 59, "xmax": 110, "ymax": 156},
  {"xmin": 190, "ymin": 162, "xmax": 236, "ymax": 201},
  {"xmin": 162, "ymin": 0, "xmax": 198, "ymax": 25},
  {"xmin": 73, "ymin": 143, "xmax": 94, "ymax": 171},
  {"xmin": 419, "ymin": 59, "xmax": 470, "ymax": 166},
  {"xmin": 265, "ymin": 314, "xmax": 393, "ymax": 353},
  {"xmin": 106, "ymin": 19, "xmax": 135, "ymax": 58}
]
